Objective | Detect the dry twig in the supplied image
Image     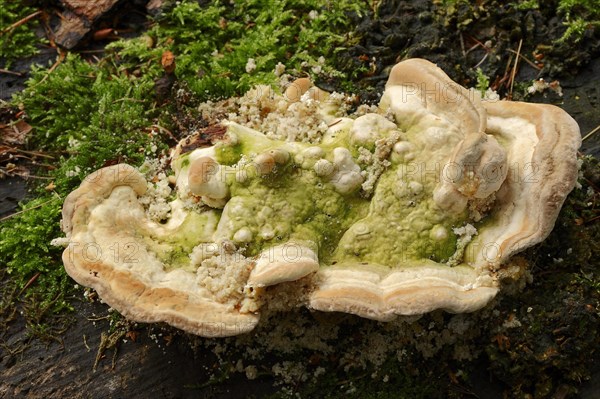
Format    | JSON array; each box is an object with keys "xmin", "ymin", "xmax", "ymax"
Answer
[
  {"xmin": 508, "ymin": 39, "xmax": 523, "ymax": 99},
  {"xmin": 0, "ymin": 197, "xmax": 56, "ymax": 222},
  {"xmin": 582, "ymin": 124, "xmax": 600, "ymax": 142},
  {"xmin": 0, "ymin": 10, "xmax": 43, "ymax": 35},
  {"xmin": 507, "ymin": 48, "xmax": 542, "ymax": 71},
  {"xmin": 0, "ymin": 69, "xmax": 24, "ymax": 76}
]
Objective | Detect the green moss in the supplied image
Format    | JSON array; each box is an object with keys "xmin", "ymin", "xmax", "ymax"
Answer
[
  {"xmin": 474, "ymin": 67, "xmax": 490, "ymax": 96},
  {"xmin": 0, "ymin": 196, "xmax": 73, "ymax": 318},
  {"xmin": 557, "ymin": 0, "xmax": 600, "ymax": 42},
  {"xmin": 2, "ymin": 51, "xmax": 162, "ymax": 321},
  {"xmin": 116, "ymin": 0, "xmax": 367, "ymax": 100},
  {"xmin": 0, "ymin": 50, "xmax": 162, "ymax": 319},
  {"xmin": 18, "ymin": 54, "xmax": 157, "ymax": 157},
  {"xmin": 0, "ymin": 0, "xmax": 46, "ymax": 68},
  {"xmin": 511, "ymin": 0, "xmax": 539, "ymax": 10}
]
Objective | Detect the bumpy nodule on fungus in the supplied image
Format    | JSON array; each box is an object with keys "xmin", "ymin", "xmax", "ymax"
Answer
[{"xmin": 57, "ymin": 58, "xmax": 581, "ymax": 336}]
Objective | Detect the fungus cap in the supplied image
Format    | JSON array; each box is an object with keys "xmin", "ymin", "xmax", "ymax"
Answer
[
  {"xmin": 58, "ymin": 59, "xmax": 580, "ymax": 335},
  {"xmin": 61, "ymin": 164, "xmax": 258, "ymax": 337}
]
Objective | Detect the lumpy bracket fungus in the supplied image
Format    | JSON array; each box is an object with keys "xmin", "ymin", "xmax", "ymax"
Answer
[{"xmin": 58, "ymin": 59, "xmax": 581, "ymax": 336}]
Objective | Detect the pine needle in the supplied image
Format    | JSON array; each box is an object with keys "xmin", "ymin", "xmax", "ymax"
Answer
[
  {"xmin": 582, "ymin": 124, "xmax": 600, "ymax": 142},
  {"xmin": 508, "ymin": 39, "xmax": 523, "ymax": 100}
]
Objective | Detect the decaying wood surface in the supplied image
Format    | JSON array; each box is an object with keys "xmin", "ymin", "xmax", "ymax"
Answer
[
  {"xmin": 53, "ymin": 0, "xmax": 120, "ymax": 49},
  {"xmin": 0, "ymin": 300, "xmax": 274, "ymax": 399}
]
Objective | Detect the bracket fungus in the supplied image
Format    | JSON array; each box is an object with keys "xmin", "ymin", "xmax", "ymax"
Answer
[{"xmin": 58, "ymin": 58, "xmax": 581, "ymax": 336}]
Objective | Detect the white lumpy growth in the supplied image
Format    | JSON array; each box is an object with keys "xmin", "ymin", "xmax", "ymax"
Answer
[
  {"xmin": 313, "ymin": 159, "xmax": 334, "ymax": 177},
  {"xmin": 188, "ymin": 156, "xmax": 230, "ymax": 208},
  {"xmin": 233, "ymin": 227, "xmax": 253, "ymax": 243},
  {"xmin": 393, "ymin": 179, "xmax": 424, "ymax": 199},
  {"xmin": 350, "ymin": 113, "xmax": 398, "ymax": 146},
  {"xmin": 433, "ymin": 134, "xmax": 508, "ymax": 214},
  {"xmin": 429, "ymin": 225, "xmax": 448, "ymax": 241},
  {"xmin": 295, "ymin": 146, "xmax": 325, "ymax": 169},
  {"xmin": 391, "ymin": 141, "xmax": 415, "ymax": 162},
  {"xmin": 329, "ymin": 147, "xmax": 363, "ymax": 194}
]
